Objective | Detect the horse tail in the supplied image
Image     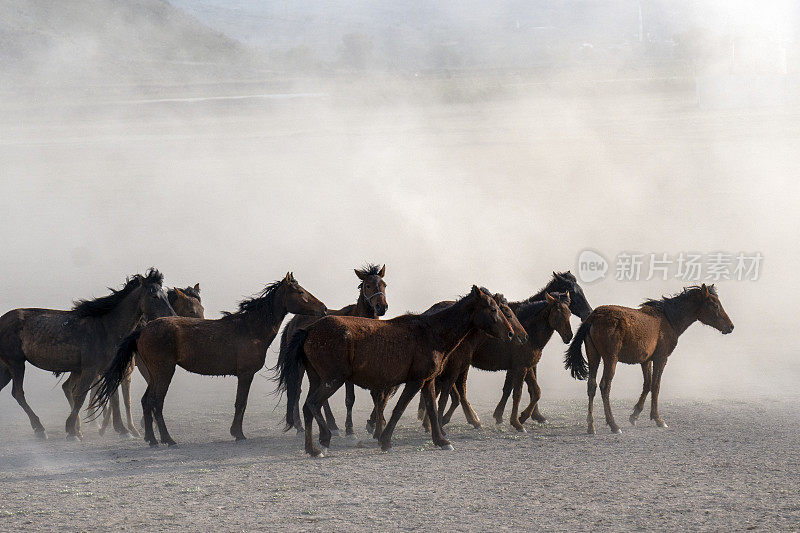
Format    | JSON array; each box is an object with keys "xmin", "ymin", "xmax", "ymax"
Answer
[
  {"xmin": 564, "ymin": 319, "xmax": 592, "ymax": 380},
  {"xmin": 88, "ymin": 330, "xmax": 140, "ymax": 415},
  {"xmin": 274, "ymin": 329, "xmax": 307, "ymax": 432}
]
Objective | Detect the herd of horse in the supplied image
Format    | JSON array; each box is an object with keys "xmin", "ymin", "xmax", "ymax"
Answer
[{"xmin": 0, "ymin": 265, "xmax": 734, "ymax": 458}]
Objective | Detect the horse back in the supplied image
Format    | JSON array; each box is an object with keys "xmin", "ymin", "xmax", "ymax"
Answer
[
  {"xmin": 588, "ymin": 305, "xmax": 670, "ymax": 364},
  {"xmin": 1, "ymin": 308, "xmax": 94, "ymax": 373}
]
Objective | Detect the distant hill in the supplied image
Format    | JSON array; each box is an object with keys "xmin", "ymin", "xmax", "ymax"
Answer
[{"xmin": 0, "ymin": 0, "xmax": 250, "ymax": 84}]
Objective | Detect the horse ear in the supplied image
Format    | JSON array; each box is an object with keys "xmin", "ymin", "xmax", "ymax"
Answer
[
  {"xmin": 545, "ymin": 292, "xmax": 556, "ymax": 303},
  {"xmin": 194, "ymin": 283, "xmax": 200, "ymax": 291},
  {"xmin": 701, "ymin": 283, "xmax": 710, "ymax": 297},
  {"xmin": 354, "ymin": 269, "xmax": 367, "ymax": 281},
  {"xmin": 379, "ymin": 264, "xmax": 386, "ymax": 278},
  {"xmin": 471, "ymin": 285, "xmax": 481, "ymax": 297},
  {"xmin": 174, "ymin": 288, "xmax": 186, "ymax": 298},
  {"xmin": 565, "ymin": 292, "xmax": 571, "ymax": 304}
]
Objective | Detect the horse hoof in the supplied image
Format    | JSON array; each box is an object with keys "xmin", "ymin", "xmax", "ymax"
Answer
[
  {"xmin": 656, "ymin": 421, "xmax": 669, "ymax": 428},
  {"xmin": 365, "ymin": 423, "xmax": 375, "ymax": 434},
  {"xmin": 329, "ymin": 429, "xmax": 340, "ymax": 437},
  {"xmin": 119, "ymin": 432, "xmax": 133, "ymax": 440},
  {"xmin": 166, "ymin": 442, "xmax": 179, "ymax": 448},
  {"xmin": 34, "ymin": 430, "xmax": 47, "ymax": 441},
  {"xmin": 588, "ymin": 427, "xmax": 596, "ymax": 435},
  {"xmin": 66, "ymin": 434, "xmax": 78, "ymax": 441},
  {"xmin": 320, "ymin": 447, "xmax": 329, "ymax": 455},
  {"xmin": 629, "ymin": 416, "xmax": 637, "ymax": 426},
  {"xmin": 381, "ymin": 447, "xmax": 393, "ymax": 453},
  {"xmin": 235, "ymin": 436, "xmax": 247, "ymax": 442},
  {"xmin": 148, "ymin": 441, "xmax": 159, "ymax": 448},
  {"xmin": 98, "ymin": 428, "xmax": 106, "ymax": 436},
  {"xmin": 346, "ymin": 433, "xmax": 358, "ymax": 441},
  {"xmin": 440, "ymin": 444, "xmax": 454, "ymax": 451},
  {"xmin": 611, "ymin": 428, "xmax": 622, "ymax": 434},
  {"xmin": 515, "ymin": 426, "xmax": 527, "ymax": 433},
  {"xmin": 312, "ymin": 452, "xmax": 325, "ymax": 459},
  {"xmin": 128, "ymin": 429, "xmax": 141, "ymax": 438}
]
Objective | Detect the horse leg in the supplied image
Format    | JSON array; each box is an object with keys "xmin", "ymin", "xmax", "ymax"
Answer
[
  {"xmin": 528, "ymin": 367, "xmax": 547, "ymax": 423},
  {"xmin": 344, "ymin": 381, "xmax": 356, "ymax": 437},
  {"xmin": 454, "ymin": 369, "xmax": 480, "ymax": 428},
  {"xmin": 136, "ymin": 357, "xmax": 151, "ymax": 429},
  {"xmin": 65, "ymin": 371, "xmax": 97, "ymax": 440},
  {"xmin": 121, "ymin": 369, "xmax": 140, "ymax": 437},
  {"xmin": 436, "ymin": 377, "xmax": 459, "ymax": 434},
  {"xmin": 141, "ymin": 384, "xmax": 157, "ymax": 447},
  {"xmin": 10, "ymin": 363, "xmax": 46, "ymax": 439},
  {"xmin": 151, "ymin": 366, "xmax": 177, "ymax": 446},
  {"xmin": 108, "ymin": 388, "xmax": 130, "ymax": 437},
  {"xmin": 519, "ymin": 368, "xmax": 543, "ymax": 425},
  {"xmin": 440, "ymin": 385, "xmax": 459, "ymax": 426},
  {"xmin": 322, "ymin": 400, "xmax": 340, "ymax": 436},
  {"xmin": 508, "ymin": 368, "xmax": 528, "ymax": 432},
  {"xmin": 421, "ymin": 380, "xmax": 452, "ymax": 449},
  {"xmin": 649, "ymin": 357, "xmax": 669, "ymax": 428},
  {"xmin": 586, "ymin": 345, "xmax": 601, "ymax": 435},
  {"xmin": 493, "ymin": 371, "xmax": 513, "ymax": 424},
  {"xmin": 630, "ymin": 361, "xmax": 653, "ymax": 426},
  {"xmin": 230, "ymin": 372, "xmax": 255, "ymax": 441},
  {"xmin": 599, "ymin": 356, "xmax": 620, "ymax": 433},
  {"xmin": 379, "ymin": 380, "xmax": 425, "ymax": 452},
  {"xmin": 372, "ymin": 389, "xmax": 391, "ymax": 440},
  {"xmin": 302, "ymin": 367, "xmax": 342, "ymax": 457}
]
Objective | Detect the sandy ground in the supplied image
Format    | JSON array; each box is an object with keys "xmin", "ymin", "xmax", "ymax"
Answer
[{"xmin": 1, "ymin": 371, "xmax": 799, "ymax": 532}]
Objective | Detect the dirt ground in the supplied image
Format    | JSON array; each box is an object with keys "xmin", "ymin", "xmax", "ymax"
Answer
[{"xmin": 1, "ymin": 371, "xmax": 798, "ymax": 532}]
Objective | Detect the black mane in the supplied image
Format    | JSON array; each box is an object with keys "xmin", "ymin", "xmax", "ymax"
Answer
[
  {"xmin": 72, "ymin": 268, "xmax": 163, "ymax": 318},
  {"xmin": 641, "ymin": 285, "xmax": 715, "ymax": 327},
  {"xmin": 515, "ymin": 291, "xmax": 569, "ymax": 321},
  {"xmin": 223, "ymin": 280, "xmax": 283, "ymax": 317},
  {"xmin": 356, "ymin": 263, "xmax": 383, "ymax": 289},
  {"xmin": 518, "ymin": 271, "xmax": 575, "ymax": 305},
  {"xmin": 169, "ymin": 285, "xmax": 201, "ymax": 303}
]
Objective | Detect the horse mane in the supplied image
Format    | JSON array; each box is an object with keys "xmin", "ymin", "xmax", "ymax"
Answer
[
  {"xmin": 518, "ymin": 271, "xmax": 575, "ymax": 305},
  {"xmin": 222, "ymin": 279, "xmax": 283, "ymax": 317},
  {"xmin": 641, "ymin": 285, "xmax": 715, "ymax": 326},
  {"xmin": 356, "ymin": 263, "xmax": 383, "ymax": 289},
  {"xmin": 72, "ymin": 268, "xmax": 163, "ymax": 318},
  {"xmin": 515, "ymin": 291, "xmax": 569, "ymax": 321},
  {"xmin": 169, "ymin": 285, "xmax": 201, "ymax": 303}
]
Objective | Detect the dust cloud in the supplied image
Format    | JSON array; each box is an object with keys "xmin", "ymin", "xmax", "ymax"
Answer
[{"xmin": 1, "ymin": 0, "xmax": 799, "ymax": 433}]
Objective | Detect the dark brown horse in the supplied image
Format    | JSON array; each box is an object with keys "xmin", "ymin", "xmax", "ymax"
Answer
[
  {"xmin": 565, "ymin": 284, "xmax": 734, "ymax": 434},
  {"xmin": 416, "ymin": 290, "xmax": 529, "ymax": 432},
  {"xmin": 0, "ymin": 269, "xmax": 174, "ymax": 439},
  {"xmin": 97, "ymin": 284, "xmax": 204, "ymax": 437},
  {"xmin": 276, "ymin": 286, "xmax": 515, "ymax": 457},
  {"xmin": 279, "ymin": 264, "xmax": 387, "ymax": 437},
  {"xmin": 91, "ymin": 273, "xmax": 327, "ymax": 446}
]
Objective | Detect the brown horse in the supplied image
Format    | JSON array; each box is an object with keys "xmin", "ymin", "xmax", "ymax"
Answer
[
  {"xmin": 0, "ymin": 269, "xmax": 174, "ymax": 439},
  {"xmin": 96, "ymin": 285, "xmax": 204, "ymax": 437},
  {"xmin": 279, "ymin": 264, "xmax": 387, "ymax": 437},
  {"xmin": 565, "ymin": 284, "xmax": 734, "ymax": 434},
  {"xmin": 416, "ymin": 289, "xmax": 529, "ymax": 432},
  {"xmin": 276, "ymin": 286, "xmax": 516, "ymax": 457},
  {"xmin": 91, "ymin": 273, "xmax": 327, "ymax": 446}
]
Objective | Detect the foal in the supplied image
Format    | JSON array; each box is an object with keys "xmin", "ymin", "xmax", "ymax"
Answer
[
  {"xmin": 92, "ymin": 273, "xmax": 327, "ymax": 446},
  {"xmin": 565, "ymin": 284, "xmax": 734, "ymax": 433},
  {"xmin": 276, "ymin": 286, "xmax": 515, "ymax": 456}
]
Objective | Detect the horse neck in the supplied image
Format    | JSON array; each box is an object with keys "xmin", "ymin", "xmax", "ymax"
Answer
[
  {"xmin": 665, "ymin": 294, "xmax": 701, "ymax": 337},
  {"xmin": 97, "ymin": 288, "xmax": 145, "ymax": 341},
  {"xmin": 422, "ymin": 297, "xmax": 476, "ymax": 353},
  {"xmin": 523, "ymin": 306, "xmax": 555, "ymax": 348},
  {"xmin": 353, "ymin": 293, "xmax": 377, "ymax": 319}
]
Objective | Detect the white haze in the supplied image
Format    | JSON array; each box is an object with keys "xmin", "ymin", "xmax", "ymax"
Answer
[{"xmin": 1, "ymin": 1, "xmax": 799, "ymax": 431}]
